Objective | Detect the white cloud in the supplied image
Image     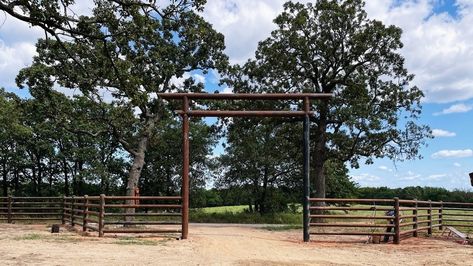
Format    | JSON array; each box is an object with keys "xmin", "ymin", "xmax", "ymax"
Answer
[
  {"xmin": 378, "ymin": 165, "xmax": 393, "ymax": 172},
  {"xmin": 434, "ymin": 103, "xmax": 472, "ymax": 115},
  {"xmin": 203, "ymin": 0, "xmax": 311, "ymax": 65},
  {"xmin": 431, "ymin": 129, "xmax": 456, "ymax": 137},
  {"xmin": 0, "ymin": 40, "xmax": 37, "ymax": 88},
  {"xmin": 454, "ymin": 162, "xmax": 462, "ymax": 167},
  {"xmin": 2, "ymin": 0, "xmax": 473, "ymax": 104},
  {"xmin": 365, "ymin": 1, "xmax": 473, "ymax": 103},
  {"xmin": 431, "ymin": 149, "xmax": 473, "ymax": 159},
  {"xmin": 221, "ymin": 87, "xmax": 233, "ymax": 94},
  {"xmin": 426, "ymin": 174, "xmax": 447, "ymax": 180},
  {"xmin": 352, "ymin": 173, "xmax": 380, "ymax": 182}
]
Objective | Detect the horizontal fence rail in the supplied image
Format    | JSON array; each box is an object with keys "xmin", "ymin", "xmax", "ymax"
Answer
[
  {"xmin": 1, "ymin": 194, "xmax": 183, "ymax": 238},
  {"xmin": 309, "ymin": 198, "xmax": 472, "ymax": 244}
]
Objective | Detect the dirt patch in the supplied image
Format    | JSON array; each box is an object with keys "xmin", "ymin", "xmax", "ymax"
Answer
[{"xmin": 0, "ymin": 223, "xmax": 472, "ymax": 265}]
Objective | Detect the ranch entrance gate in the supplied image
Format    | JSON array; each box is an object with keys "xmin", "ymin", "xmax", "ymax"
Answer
[{"xmin": 158, "ymin": 92, "xmax": 332, "ymax": 241}]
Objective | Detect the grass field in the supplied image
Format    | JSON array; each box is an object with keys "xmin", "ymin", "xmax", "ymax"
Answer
[{"xmin": 190, "ymin": 205, "xmax": 302, "ymax": 224}]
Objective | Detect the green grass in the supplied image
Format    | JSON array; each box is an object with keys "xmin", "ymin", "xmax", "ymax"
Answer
[
  {"xmin": 13, "ymin": 233, "xmax": 43, "ymax": 240},
  {"xmin": 190, "ymin": 205, "xmax": 301, "ymax": 224},
  {"xmin": 197, "ymin": 205, "xmax": 249, "ymax": 214}
]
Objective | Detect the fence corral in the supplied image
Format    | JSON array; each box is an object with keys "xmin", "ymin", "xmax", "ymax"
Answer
[
  {"xmin": 310, "ymin": 198, "xmax": 473, "ymax": 244},
  {"xmin": 2, "ymin": 196, "xmax": 473, "ymax": 243},
  {"xmin": 1, "ymin": 195, "xmax": 182, "ymax": 238}
]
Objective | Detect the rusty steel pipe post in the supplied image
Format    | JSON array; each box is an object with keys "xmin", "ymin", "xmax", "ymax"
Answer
[
  {"xmin": 393, "ymin": 197, "xmax": 400, "ymax": 244},
  {"xmin": 7, "ymin": 196, "xmax": 12, "ymax": 224},
  {"xmin": 428, "ymin": 200, "xmax": 433, "ymax": 235},
  {"xmin": 303, "ymin": 97, "xmax": 311, "ymax": 242},
  {"xmin": 439, "ymin": 201, "xmax": 443, "ymax": 231},
  {"xmin": 61, "ymin": 196, "xmax": 66, "ymax": 225},
  {"xmin": 413, "ymin": 199, "xmax": 418, "ymax": 237},
  {"xmin": 99, "ymin": 194, "xmax": 105, "ymax": 237},
  {"xmin": 83, "ymin": 195, "xmax": 88, "ymax": 232},
  {"xmin": 71, "ymin": 195, "xmax": 75, "ymax": 226},
  {"xmin": 181, "ymin": 96, "xmax": 190, "ymax": 240}
]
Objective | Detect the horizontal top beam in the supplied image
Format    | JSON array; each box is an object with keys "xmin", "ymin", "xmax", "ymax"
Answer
[
  {"xmin": 175, "ymin": 110, "xmax": 314, "ymax": 117},
  {"xmin": 158, "ymin": 93, "xmax": 333, "ymax": 100}
]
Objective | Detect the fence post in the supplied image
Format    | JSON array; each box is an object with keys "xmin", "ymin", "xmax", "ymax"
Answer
[
  {"xmin": 83, "ymin": 195, "xmax": 88, "ymax": 232},
  {"xmin": 439, "ymin": 201, "xmax": 443, "ymax": 231},
  {"xmin": 61, "ymin": 196, "xmax": 66, "ymax": 225},
  {"xmin": 7, "ymin": 196, "xmax": 12, "ymax": 224},
  {"xmin": 98, "ymin": 194, "xmax": 105, "ymax": 237},
  {"xmin": 413, "ymin": 199, "xmax": 418, "ymax": 237},
  {"xmin": 71, "ymin": 195, "xmax": 75, "ymax": 226},
  {"xmin": 393, "ymin": 197, "xmax": 400, "ymax": 244},
  {"xmin": 428, "ymin": 200, "xmax": 432, "ymax": 235}
]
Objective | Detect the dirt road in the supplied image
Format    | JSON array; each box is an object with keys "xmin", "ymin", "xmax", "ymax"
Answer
[{"xmin": 0, "ymin": 223, "xmax": 472, "ymax": 265}]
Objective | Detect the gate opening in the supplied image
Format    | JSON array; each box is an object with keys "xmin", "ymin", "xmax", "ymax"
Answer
[{"xmin": 158, "ymin": 93, "xmax": 332, "ymax": 242}]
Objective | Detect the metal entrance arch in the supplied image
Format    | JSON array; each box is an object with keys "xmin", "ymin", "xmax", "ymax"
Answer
[{"xmin": 158, "ymin": 93, "xmax": 332, "ymax": 242}]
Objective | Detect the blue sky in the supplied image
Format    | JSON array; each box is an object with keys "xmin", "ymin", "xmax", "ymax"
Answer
[{"xmin": 1, "ymin": 0, "xmax": 472, "ymax": 190}]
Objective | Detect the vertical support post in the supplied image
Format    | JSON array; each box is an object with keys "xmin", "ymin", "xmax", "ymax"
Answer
[
  {"xmin": 303, "ymin": 97, "xmax": 311, "ymax": 243},
  {"xmin": 428, "ymin": 200, "xmax": 432, "ymax": 235},
  {"xmin": 413, "ymin": 199, "xmax": 418, "ymax": 237},
  {"xmin": 181, "ymin": 96, "xmax": 190, "ymax": 240},
  {"xmin": 439, "ymin": 201, "xmax": 443, "ymax": 231},
  {"xmin": 393, "ymin": 197, "xmax": 400, "ymax": 244},
  {"xmin": 99, "ymin": 194, "xmax": 105, "ymax": 237},
  {"xmin": 83, "ymin": 195, "xmax": 88, "ymax": 232},
  {"xmin": 61, "ymin": 196, "xmax": 66, "ymax": 225},
  {"xmin": 7, "ymin": 196, "xmax": 12, "ymax": 224},
  {"xmin": 71, "ymin": 195, "xmax": 75, "ymax": 226}
]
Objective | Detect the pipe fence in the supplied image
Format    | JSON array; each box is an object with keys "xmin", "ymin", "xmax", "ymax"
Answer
[
  {"xmin": 1, "ymin": 195, "xmax": 182, "ymax": 238},
  {"xmin": 309, "ymin": 198, "xmax": 473, "ymax": 244}
]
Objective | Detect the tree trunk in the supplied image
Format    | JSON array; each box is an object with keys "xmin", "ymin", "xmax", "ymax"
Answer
[
  {"xmin": 63, "ymin": 158, "xmax": 69, "ymax": 196},
  {"xmin": 125, "ymin": 135, "xmax": 149, "ymax": 223},
  {"xmin": 14, "ymin": 167, "xmax": 19, "ymax": 196},
  {"xmin": 312, "ymin": 102, "xmax": 328, "ymax": 223},
  {"xmin": 259, "ymin": 166, "xmax": 269, "ymax": 214},
  {"xmin": 2, "ymin": 160, "xmax": 8, "ymax": 197},
  {"xmin": 313, "ymin": 102, "xmax": 328, "ymax": 200},
  {"xmin": 37, "ymin": 157, "xmax": 42, "ymax": 196}
]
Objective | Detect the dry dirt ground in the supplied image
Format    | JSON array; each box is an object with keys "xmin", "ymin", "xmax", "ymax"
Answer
[{"xmin": 0, "ymin": 223, "xmax": 472, "ymax": 266}]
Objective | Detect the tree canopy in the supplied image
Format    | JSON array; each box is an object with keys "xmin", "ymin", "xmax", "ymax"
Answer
[
  {"xmin": 1, "ymin": 0, "xmax": 228, "ymax": 197},
  {"xmin": 224, "ymin": 0, "xmax": 431, "ymax": 199}
]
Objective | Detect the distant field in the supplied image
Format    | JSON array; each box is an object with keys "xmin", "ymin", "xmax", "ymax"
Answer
[
  {"xmin": 190, "ymin": 205, "xmax": 301, "ymax": 224},
  {"xmin": 196, "ymin": 205, "xmax": 249, "ymax": 214}
]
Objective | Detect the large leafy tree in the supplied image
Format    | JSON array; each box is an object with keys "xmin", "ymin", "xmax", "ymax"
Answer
[
  {"xmin": 1, "ymin": 0, "xmax": 228, "ymax": 198},
  {"xmin": 216, "ymin": 118, "xmax": 303, "ymax": 214},
  {"xmin": 225, "ymin": 0, "xmax": 430, "ymax": 199}
]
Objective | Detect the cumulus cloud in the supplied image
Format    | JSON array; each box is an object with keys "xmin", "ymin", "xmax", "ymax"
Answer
[
  {"xmin": 352, "ymin": 173, "xmax": 381, "ymax": 182},
  {"xmin": 203, "ymin": 0, "xmax": 311, "ymax": 64},
  {"xmin": 365, "ymin": 1, "xmax": 473, "ymax": 103},
  {"xmin": 434, "ymin": 103, "xmax": 472, "ymax": 115},
  {"xmin": 431, "ymin": 149, "xmax": 473, "ymax": 158},
  {"xmin": 431, "ymin": 129, "xmax": 457, "ymax": 137},
  {"xmin": 426, "ymin": 174, "xmax": 447, "ymax": 180},
  {"xmin": 378, "ymin": 165, "xmax": 393, "ymax": 172},
  {"xmin": 2, "ymin": 0, "xmax": 473, "ymax": 104}
]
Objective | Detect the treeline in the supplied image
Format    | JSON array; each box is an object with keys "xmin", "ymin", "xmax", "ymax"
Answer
[
  {"xmin": 357, "ymin": 186, "xmax": 473, "ymax": 203},
  {"xmin": 192, "ymin": 186, "xmax": 473, "ymax": 209},
  {"xmin": 0, "ymin": 89, "xmax": 215, "ymax": 198}
]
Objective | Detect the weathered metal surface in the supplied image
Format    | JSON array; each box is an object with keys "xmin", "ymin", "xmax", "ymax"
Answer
[
  {"xmin": 176, "ymin": 110, "xmax": 313, "ymax": 117},
  {"xmin": 302, "ymin": 97, "xmax": 310, "ymax": 243},
  {"xmin": 182, "ymin": 95, "xmax": 190, "ymax": 240},
  {"xmin": 158, "ymin": 92, "xmax": 333, "ymax": 100}
]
